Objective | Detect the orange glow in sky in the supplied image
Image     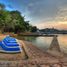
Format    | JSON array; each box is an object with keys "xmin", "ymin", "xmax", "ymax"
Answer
[{"xmin": 35, "ymin": 21, "xmax": 67, "ymax": 29}]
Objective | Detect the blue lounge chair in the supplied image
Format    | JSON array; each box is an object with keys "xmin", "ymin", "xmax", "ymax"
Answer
[
  {"xmin": 3, "ymin": 39, "xmax": 19, "ymax": 47},
  {"xmin": 0, "ymin": 41, "xmax": 20, "ymax": 52},
  {"xmin": 2, "ymin": 36, "xmax": 19, "ymax": 47},
  {"xmin": 4, "ymin": 37, "xmax": 16, "ymax": 43},
  {"xmin": 0, "ymin": 36, "xmax": 21, "ymax": 53}
]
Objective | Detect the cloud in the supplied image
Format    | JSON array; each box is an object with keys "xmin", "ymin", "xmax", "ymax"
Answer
[
  {"xmin": 35, "ymin": 22, "xmax": 67, "ymax": 29},
  {"xmin": 26, "ymin": 0, "xmax": 67, "ymax": 23},
  {"xmin": 55, "ymin": 7, "xmax": 67, "ymax": 22},
  {"xmin": 1, "ymin": 0, "xmax": 67, "ymax": 29}
]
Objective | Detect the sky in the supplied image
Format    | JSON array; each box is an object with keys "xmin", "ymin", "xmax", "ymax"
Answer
[{"xmin": 0, "ymin": 0, "xmax": 67, "ymax": 29}]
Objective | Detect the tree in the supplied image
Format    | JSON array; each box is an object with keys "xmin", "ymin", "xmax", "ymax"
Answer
[
  {"xmin": 0, "ymin": 3, "xmax": 5, "ymax": 10},
  {"xmin": 0, "ymin": 3, "xmax": 38, "ymax": 33},
  {"xmin": 10, "ymin": 11, "xmax": 27, "ymax": 33},
  {"xmin": 0, "ymin": 10, "xmax": 12, "ymax": 32},
  {"xmin": 31, "ymin": 26, "xmax": 38, "ymax": 32}
]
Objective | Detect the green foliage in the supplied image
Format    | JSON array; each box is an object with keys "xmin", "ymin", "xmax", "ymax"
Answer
[
  {"xmin": 31, "ymin": 26, "xmax": 38, "ymax": 32},
  {"xmin": 0, "ymin": 3, "xmax": 5, "ymax": 10},
  {"xmin": 0, "ymin": 3, "xmax": 37, "ymax": 33}
]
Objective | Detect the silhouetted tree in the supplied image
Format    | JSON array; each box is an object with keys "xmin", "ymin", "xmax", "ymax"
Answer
[{"xmin": 31, "ymin": 26, "xmax": 38, "ymax": 32}]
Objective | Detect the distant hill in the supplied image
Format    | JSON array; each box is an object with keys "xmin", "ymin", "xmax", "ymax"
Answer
[{"xmin": 39, "ymin": 28, "xmax": 67, "ymax": 34}]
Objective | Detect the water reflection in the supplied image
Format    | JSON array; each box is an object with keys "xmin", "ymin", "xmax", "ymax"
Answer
[
  {"xmin": 58, "ymin": 35, "xmax": 67, "ymax": 53},
  {"xmin": 17, "ymin": 35, "xmax": 67, "ymax": 53},
  {"xmin": 32, "ymin": 37, "xmax": 53, "ymax": 51}
]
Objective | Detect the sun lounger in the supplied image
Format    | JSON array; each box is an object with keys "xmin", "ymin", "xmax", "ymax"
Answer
[
  {"xmin": 0, "ymin": 41, "xmax": 20, "ymax": 51},
  {"xmin": 0, "ymin": 36, "xmax": 21, "ymax": 53},
  {"xmin": 4, "ymin": 36, "xmax": 16, "ymax": 43},
  {"xmin": 3, "ymin": 39, "xmax": 19, "ymax": 47}
]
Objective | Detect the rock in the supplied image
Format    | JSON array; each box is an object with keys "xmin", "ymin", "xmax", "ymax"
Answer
[
  {"xmin": 49, "ymin": 36, "xmax": 61, "ymax": 52},
  {"xmin": 47, "ymin": 35, "xmax": 65, "ymax": 57}
]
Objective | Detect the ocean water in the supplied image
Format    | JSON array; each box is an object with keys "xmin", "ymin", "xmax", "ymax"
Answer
[{"xmin": 18, "ymin": 34, "xmax": 67, "ymax": 53}]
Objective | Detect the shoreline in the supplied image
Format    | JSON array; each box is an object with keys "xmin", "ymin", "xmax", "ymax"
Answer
[{"xmin": 0, "ymin": 34, "xmax": 66, "ymax": 66}]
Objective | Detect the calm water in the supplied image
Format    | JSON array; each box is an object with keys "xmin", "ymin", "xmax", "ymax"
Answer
[{"xmin": 18, "ymin": 34, "xmax": 67, "ymax": 53}]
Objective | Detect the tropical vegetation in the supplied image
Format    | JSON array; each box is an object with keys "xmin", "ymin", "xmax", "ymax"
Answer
[{"xmin": 0, "ymin": 3, "xmax": 37, "ymax": 34}]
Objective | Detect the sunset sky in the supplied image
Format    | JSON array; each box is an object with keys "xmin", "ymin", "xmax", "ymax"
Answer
[{"xmin": 0, "ymin": 0, "xmax": 67, "ymax": 29}]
